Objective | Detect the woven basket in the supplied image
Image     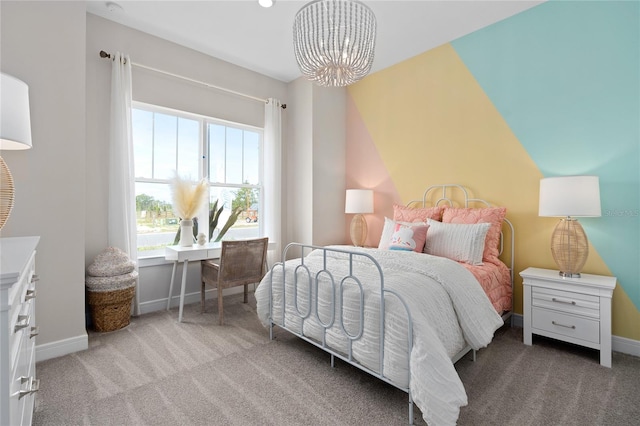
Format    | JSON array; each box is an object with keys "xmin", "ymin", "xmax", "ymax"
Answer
[{"xmin": 87, "ymin": 285, "xmax": 135, "ymax": 332}]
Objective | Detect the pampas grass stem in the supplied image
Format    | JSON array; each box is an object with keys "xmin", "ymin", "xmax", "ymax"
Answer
[{"xmin": 171, "ymin": 175, "xmax": 208, "ymax": 219}]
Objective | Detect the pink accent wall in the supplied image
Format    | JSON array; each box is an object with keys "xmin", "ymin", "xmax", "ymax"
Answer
[{"xmin": 345, "ymin": 94, "xmax": 400, "ymax": 247}]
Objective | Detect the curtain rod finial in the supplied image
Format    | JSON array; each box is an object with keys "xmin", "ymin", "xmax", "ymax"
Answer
[{"xmin": 99, "ymin": 50, "xmax": 111, "ymax": 59}]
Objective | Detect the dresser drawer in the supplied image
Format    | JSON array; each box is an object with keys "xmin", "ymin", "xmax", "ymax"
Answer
[
  {"xmin": 532, "ymin": 287, "xmax": 599, "ymax": 319},
  {"xmin": 532, "ymin": 307, "xmax": 600, "ymax": 344},
  {"xmin": 8, "ymin": 267, "xmax": 36, "ymax": 374}
]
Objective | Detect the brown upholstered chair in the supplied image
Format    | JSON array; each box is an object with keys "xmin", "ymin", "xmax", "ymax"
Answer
[{"xmin": 201, "ymin": 237, "xmax": 268, "ymax": 325}]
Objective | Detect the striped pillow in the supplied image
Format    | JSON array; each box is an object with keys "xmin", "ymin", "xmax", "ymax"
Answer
[{"xmin": 424, "ymin": 219, "xmax": 491, "ymax": 265}]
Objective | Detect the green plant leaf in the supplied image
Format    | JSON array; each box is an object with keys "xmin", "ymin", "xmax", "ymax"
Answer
[{"xmin": 215, "ymin": 206, "xmax": 243, "ymax": 242}]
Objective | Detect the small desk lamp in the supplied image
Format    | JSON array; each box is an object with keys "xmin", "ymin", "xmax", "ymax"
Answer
[
  {"xmin": 0, "ymin": 73, "xmax": 33, "ymax": 230},
  {"xmin": 345, "ymin": 189, "xmax": 373, "ymax": 247},
  {"xmin": 539, "ymin": 176, "xmax": 601, "ymax": 278}
]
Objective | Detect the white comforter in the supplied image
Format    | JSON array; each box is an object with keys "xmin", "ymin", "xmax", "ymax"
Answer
[{"xmin": 255, "ymin": 246, "xmax": 503, "ymax": 425}]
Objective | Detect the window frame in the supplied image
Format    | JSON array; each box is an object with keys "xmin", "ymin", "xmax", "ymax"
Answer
[{"xmin": 132, "ymin": 101, "xmax": 264, "ymax": 259}]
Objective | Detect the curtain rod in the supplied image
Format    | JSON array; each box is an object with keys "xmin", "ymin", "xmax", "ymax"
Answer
[{"xmin": 99, "ymin": 50, "xmax": 286, "ymax": 109}]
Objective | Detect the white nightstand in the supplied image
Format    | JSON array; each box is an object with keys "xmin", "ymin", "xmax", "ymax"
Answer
[{"xmin": 520, "ymin": 267, "xmax": 616, "ymax": 368}]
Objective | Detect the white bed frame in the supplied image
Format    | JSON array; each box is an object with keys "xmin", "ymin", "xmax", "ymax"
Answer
[{"xmin": 265, "ymin": 185, "xmax": 515, "ymax": 425}]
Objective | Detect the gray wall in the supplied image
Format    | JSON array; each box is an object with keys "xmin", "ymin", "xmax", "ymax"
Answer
[
  {"xmin": 1, "ymin": 1, "xmax": 88, "ymax": 359},
  {"xmin": 1, "ymin": 2, "xmax": 347, "ymax": 361}
]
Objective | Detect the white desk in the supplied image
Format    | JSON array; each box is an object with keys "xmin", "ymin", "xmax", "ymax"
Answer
[{"xmin": 165, "ymin": 242, "xmax": 222, "ymax": 322}]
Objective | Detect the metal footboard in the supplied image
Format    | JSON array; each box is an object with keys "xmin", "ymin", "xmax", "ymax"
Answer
[{"xmin": 267, "ymin": 243, "xmax": 416, "ymax": 424}]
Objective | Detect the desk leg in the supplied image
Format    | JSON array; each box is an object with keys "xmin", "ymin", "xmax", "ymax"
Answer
[
  {"xmin": 167, "ymin": 261, "xmax": 178, "ymax": 311},
  {"xmin": 178, "ymin": 259, "xmax": 189, "ymax": 322}
]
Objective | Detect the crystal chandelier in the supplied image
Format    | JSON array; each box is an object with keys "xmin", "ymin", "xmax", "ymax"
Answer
[{"xmin": 293, "ymin": 0, "xmax": 376, "ymax": 87}]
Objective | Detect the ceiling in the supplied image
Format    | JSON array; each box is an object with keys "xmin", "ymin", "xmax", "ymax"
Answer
[{"xmin": 86, "ymin": 0, "xmax": 544, "ymax": 83}]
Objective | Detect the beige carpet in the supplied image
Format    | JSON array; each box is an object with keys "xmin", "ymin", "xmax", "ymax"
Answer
[{"xmin": 33, "ymin": 294, "xmax": 640, "ymax": 425}]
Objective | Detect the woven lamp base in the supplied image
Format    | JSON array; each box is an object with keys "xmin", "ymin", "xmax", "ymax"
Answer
[
  {"xmin": 350, "ymin": 214, "xmax": 368, "ymax": 247},
  {"xmin": 550, "ymin": 218, "xmax": 589, "ymax": 278},
  {"xmin": 0, "ymin": 156, "xmax": 15, "ymax": 231}
]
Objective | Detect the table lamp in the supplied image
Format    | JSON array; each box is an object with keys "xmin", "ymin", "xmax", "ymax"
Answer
[
  {"xmin": 345, "ymin": 189, "xmax": 373, "ymax": 247},
  {"xmin": 539, "ymin": 176, "xmax": 601, "ymax": 278},
  {"xmin": 0, "ymin": 73, "xmax": 33, "ymax": 231}
]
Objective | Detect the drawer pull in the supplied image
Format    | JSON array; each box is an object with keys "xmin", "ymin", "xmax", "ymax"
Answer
[
  {"xmin": 16, "ymin": 377, "xmax": 40, "ymax": 399},
  {"xmin": 14, "ymin": 315, "xmax": 30, "ymax": 333},
  {"xmin": 552, "ymin": 320, "xmax": 576, "ymax": 329},
  {"xmin": 30, "ymin": 326, "xmax": 39, "ymax": 339},
  {"xmin": 25, "ymin": 289, "xmax": 37, "ymax": 300},
  {"xmin": 31, "ymin": 274, "xmax": 40, "ymax": 283},
  {"xmin": 552, "ymin": 297, "xmax": 576, "ymax": 306}
]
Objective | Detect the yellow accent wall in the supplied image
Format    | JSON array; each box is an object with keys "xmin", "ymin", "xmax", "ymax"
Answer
[{"xmin": 346, "ymin": 43, "xmax": 639, "ymax": 339}]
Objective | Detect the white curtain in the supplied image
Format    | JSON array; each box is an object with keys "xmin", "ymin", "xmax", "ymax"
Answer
[
  {"xmin": 264, "ymin": 98, "xmax": 282, "ymax": 266},
  {"xmin": 108, "ymin": 52, "xmax": 139, "ymax": 314}
]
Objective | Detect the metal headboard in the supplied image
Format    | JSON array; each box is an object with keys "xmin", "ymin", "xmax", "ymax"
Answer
[{"xmin": 408, "ymin": 184, "xmax": 515, "ymax": 316}]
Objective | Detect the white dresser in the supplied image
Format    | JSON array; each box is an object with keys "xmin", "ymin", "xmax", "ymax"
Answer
[
  {"xmin": 520, "ymin": 267, "xmax": 616, "ymax": 368},
  {"xmin": 1, "ymin": 236, "xmax": 40, "ymax": 426}
]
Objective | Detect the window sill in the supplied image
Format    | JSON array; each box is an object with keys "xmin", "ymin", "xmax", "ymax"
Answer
[{"xmin": 137, "ymin": 254, "xmax": 173, "ymax": 268}]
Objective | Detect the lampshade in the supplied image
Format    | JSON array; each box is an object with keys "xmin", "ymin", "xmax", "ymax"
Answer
[
  {"xmin": 345, "ymin": 189, "xmax": 373, "ymax": 214},
  {"xmin": 1, "ymin": 73, "xmax": 33, "ymax": 150},
  {"xmin": 1, "ymin": 72, "xmax": 33, "ymax": 231},
  {"xmin": 293, "ymin": 0, "xmax": 377, "ymax": 87},
  {"xmin": 539, "ymin": 176, "xmax": 601, "ymax": 217},
  {"xmin": 539, "ymin": 176, "xmax": 601, "ymax": 278}
]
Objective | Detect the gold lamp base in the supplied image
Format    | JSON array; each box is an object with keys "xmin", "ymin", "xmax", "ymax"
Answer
[
  {"xmin": 350, "ymin": 213, "xmax": 368, "ymax": 247},
  {"xmin": 551, "ymin": 218, "xmax": 589, "ymax": 278}
]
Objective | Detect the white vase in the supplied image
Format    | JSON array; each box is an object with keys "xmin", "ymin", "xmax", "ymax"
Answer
[{"xmin": 179, "ymin": 219, "xmax": 194, "ymax": 247}]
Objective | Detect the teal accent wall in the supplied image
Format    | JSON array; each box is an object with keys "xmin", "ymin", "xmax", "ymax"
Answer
[{"xmin": 452, "ymin": 1, "xmax": 640, "ymax": 307}]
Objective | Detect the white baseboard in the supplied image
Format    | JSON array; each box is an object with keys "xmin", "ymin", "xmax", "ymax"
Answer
[
  {"xmin": 509, "ymin": 313, "xmax": 640, "ymax": 357},
  {"xmin": 137, "ymin": 286, "xmax": 246, "ymax": 316},
  {"xmin": 510, "ymin": 313, "xmax": 523, "ymax": 328},
  {"xmin": 36, "ymin": 333, "xmax": 88, "ymax": 362},
  {"xmin": 612, "ymin": 335, "xmax": 640, "ymax": 357}
]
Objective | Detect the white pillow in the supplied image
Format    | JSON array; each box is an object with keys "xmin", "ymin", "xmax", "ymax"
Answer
[
  {"xmin": 424, "ymin": 219, "xmax": 491, "ymax": 265},
  {"xmin": 378, "ymin": 217, "xmax": 427, "ymax": 250}
]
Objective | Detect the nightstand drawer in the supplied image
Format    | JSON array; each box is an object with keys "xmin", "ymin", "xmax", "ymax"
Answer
[
  {"xmin": 532, "ymin": 307, "xmax": 600, "ymax": 344},
  {"xmin": 532, "ymin": 287, "xmax": 599, "ymax": 319}
]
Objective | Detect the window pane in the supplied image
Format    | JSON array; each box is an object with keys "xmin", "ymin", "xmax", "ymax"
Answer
[
  {"xmin": 154, "ymin": 113, "xmax": 177, "ymax": 179},
  {"xmin": 243, "ymin": 131, "xmax": 260, "ymax": 185},
  {"xmin": 132, "ymin": 109, "xmax": 153, "ymax": 178},
  {"xmin": 177, "ymin": 117, "xmax": 200, "ymax": 179},
  {"xmin": 226, "ymin": 127, "xmax": 243, "ymax": 184},
  {"xmin": 208, "ymin": 124, "xmax": 226, "ymax": 183},
  {"xmin": 135, "ymin": 182, "xmax": 178, "ymax": 252},
  {"xmin": 209, "ymin": 186, "xmax": 259, "ymax": 241}
]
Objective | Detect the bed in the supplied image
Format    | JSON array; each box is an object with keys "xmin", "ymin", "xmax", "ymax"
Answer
[{"xmin": 255, "ymin": 185, "xmax": 514, "ymax": 425}]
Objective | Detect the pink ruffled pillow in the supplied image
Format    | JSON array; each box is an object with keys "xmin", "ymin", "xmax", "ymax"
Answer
[
  {"xmin": 442, "ymin": 207, "xmax": 507, "ymax": 263},
  {"xmin": 388, "ymin": 222, "xmax": 429, "ymax": 253},
  {"xmin": 393, "ymin": 204, "xmax": 444, "ymax": 222}
]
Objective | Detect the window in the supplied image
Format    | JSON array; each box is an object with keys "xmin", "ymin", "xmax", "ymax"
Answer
[{"xmin": 133, "ymin": 103, "xmax": 263, "ymax": 257}]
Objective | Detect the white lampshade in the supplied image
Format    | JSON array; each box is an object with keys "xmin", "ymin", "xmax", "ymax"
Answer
[
  {"xmin": 345, "ymin": 189, "xmax": 374, "ymax": 214},
  {"xmin": 539, "ymin": 176, "xmax": 601, "ymax": 218},
  {"xmin": 1, "ymin": 73, "xmax": 33, "ymax": 150}
]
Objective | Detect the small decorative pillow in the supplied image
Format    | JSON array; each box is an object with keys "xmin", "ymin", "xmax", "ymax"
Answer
[
  {"xmin": 388, "ymin": 222, "xmax": 429, "ymax": 253},
  {"xmin": 393, "ymin": 204, "xmax": 444, "ymax": 222},
  {"xmin": 424, "ymin": 219, "xmax": 491, "ymax": 265},
  {"xmin": 442, "ymin": 207, "xmax": 507, "ymax": 263},
  {"xmin": 378, "ymin": 217, "xmax": 428, "ymax": 251}
]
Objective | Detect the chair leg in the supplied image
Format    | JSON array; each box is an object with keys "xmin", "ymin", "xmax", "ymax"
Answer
[
  {"xmin": 218, "ymin": 286, "xmax": 224, "ymax": 326},
  {"xmin": 243, "ymin": 284, "xmax": 248, "ymax": 303},
  {"xmin": 201, "ymin": 282, "xmax": 206, "ymax": 313}
]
